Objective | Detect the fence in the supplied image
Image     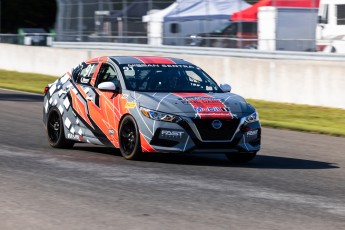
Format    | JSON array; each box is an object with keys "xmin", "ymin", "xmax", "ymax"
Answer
[
  {"xmin": 52, "ymin": 0, "xmax": 323, "ymax": 48},
  {"xmin": 0, "ymin": 33, "xmax": 54, "ymax": 46},
  {"xmin": 1, "ymin": 0, "xmax": 344, "ymax": 53},
  {"xmin": 55, "ymin": 0, "xmax": 174, "ymax": 43}
]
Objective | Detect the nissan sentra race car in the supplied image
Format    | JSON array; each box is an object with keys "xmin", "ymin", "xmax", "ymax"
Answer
[{"xmin": 43, "ymin": 56, "xmax": 261, "ymax": 162}]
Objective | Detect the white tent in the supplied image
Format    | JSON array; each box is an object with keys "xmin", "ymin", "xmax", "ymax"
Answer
[
  {"xmin": 143, "ymin": 3, "xmax": 178, "ymax": 45},
  {"xmin": 165, "ymin": 0, "xmax": 249, "ymax": 21},
  {"xmin": 143, "ymin": 0, "xmax": 250, "ymax": 46}
]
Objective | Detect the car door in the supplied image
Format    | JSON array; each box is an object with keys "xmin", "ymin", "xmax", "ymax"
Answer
[
  {"xmin": 68, "ymin": 62, "xmax": 99, "ymax": 130},
  {"xmin": 85, "ymin": 62, "xmax": 123, "ymax": 148}
]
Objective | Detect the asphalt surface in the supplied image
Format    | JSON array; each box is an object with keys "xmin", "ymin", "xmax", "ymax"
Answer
[{"xmin": 0, "ymin": 88, "xmax": 344, "ymax": 230}]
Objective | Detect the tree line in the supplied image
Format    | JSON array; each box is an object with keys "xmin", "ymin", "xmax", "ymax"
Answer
[{"xmin": 0, "ymin": 0, "xmax": 259, "ymax": 34}]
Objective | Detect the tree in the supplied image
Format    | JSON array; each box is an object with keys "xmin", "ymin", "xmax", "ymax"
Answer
[
  {"xmin": 1, "ymin": 0, "xmax": 56, "ymax": 33},
  {"xmin": 0, "ymin": 0, "xmax": 260, "ymax": 34}
]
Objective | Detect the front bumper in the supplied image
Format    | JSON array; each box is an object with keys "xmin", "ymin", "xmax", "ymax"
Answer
[{"xmin": 139, "ymin": 116, "xmax": 261, "ymax": 154}]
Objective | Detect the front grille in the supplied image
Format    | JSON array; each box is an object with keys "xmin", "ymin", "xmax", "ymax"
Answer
[
  {"xmin": 193, "ymin": 138, "xmax": 241, "ymax": 149},
  {"xmin": 192, "ymin": 119, "xmax": 240, "ymax": 141}
]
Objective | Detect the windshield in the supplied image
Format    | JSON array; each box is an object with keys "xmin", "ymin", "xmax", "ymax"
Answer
[
  {"xmin": 120, "ymin": 64, "xmax": 222, "ymax": 93},
  {"xmin": 213, "ymin": 22, "xmax": 232, "ymax": 33}
]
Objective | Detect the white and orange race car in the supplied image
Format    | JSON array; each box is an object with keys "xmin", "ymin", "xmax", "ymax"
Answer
[{"xmin": 43, "ymin": 56, "xmax": 261, "ymax": 162}]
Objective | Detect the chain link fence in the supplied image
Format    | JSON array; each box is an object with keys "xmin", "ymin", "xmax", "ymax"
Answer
[
  {"xmin": 51, "ymin": 0, "xmax": 255, "ymax": 46},
  {"xmin": 1, "ymin": 0, "xmax": 344, "ymax": 53},
  {"xmin": 55, "ymin": 0, "xmax": 174, "ymax": 44}
]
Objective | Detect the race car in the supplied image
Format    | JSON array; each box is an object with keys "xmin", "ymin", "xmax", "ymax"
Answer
[{"xmin": 43, "ymin": 56, "xmax": 261, "ymax": 162}]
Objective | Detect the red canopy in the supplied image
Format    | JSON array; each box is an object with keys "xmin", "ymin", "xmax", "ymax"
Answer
[{"xmin": 231, "ymin": 0, "xmax": 320, "ymax": 22}]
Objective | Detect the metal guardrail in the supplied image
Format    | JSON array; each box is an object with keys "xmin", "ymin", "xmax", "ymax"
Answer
[
  {"xmin": 52, "ymin": 41, "xmax": 345, "ymax": 61},
  {"xmin": 0, "ymin": 33, "xmax": 54, "ymax": 46}
]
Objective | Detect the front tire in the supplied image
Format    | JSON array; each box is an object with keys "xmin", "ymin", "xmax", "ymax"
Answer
[
  {"xmin": 119, "ymin": 115, "xmax": 144, "ymax": 160},
  {"xmin": 225, "ymin": 152, "xmax": 257, "ymax": 163},
  {"xmin": 46, "ymin": 107, "xmax": 74, "ymax": 148}
]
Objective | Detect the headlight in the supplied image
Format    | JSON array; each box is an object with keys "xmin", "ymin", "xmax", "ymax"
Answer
[
  {"xmin": 140, "ymin": 107, "xmax": 182, "ymax": 123},
  {"xmin": 189, "ymin": 35, "xmax": 202, "ymax": 45},
  {"xmin": 244, "ymin": 111, "xmax": 259, "ymax": 124},
  {"xmin": 190, "ymin": 35, "xmax": 201, "ymax": 39}
]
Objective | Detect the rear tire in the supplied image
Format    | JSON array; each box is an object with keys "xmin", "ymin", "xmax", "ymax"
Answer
[
  {"xmin": 119, "ymin": 115, "xmax": 144, "ymax": 160},
  {"xmin": 46, "ymin": 107, "xmax": 74, "ymax": 148},
  {"xmin": 225, "ymin": 152, "xmax": 257, "ymax": 163}
]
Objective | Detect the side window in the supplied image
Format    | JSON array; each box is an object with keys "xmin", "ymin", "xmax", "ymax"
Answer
[
  {"xmin": 185, "ymin": 69, "xmax": 212, "ymax": 90},
  {"xmin": 319, "ymin": 4, "xmax": 329, "ymax": 24},
  {"xmin": 223, "ymin": 24, "xmax": 236, "ymax": 36},
  {"xmin": 96, "ymin": 64, "xmax": 119, "ymax": 87},
  {"xmin": 337, "ymin": 5, "xmax": 345, "ymax": 25},
  {"xmin": 170, "ymin": 23, "xmax": 180, "ymax": 33},
  {"xmin": 75, "ymin": 63, "xmax": 97, "ymax": 85}
]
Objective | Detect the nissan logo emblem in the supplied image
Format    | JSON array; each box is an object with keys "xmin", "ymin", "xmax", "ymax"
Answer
[{"xmin": 211, "ymin": 119, "xmax": 222, "ymax": 129}]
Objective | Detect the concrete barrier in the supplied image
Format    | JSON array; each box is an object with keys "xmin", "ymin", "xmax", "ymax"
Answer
[{"xmin": 0, "ymin": 43, "xmax": 344, "ymax": 109}]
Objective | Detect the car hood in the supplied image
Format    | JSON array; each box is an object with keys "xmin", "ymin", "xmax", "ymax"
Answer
[{"xmin": 130, "ymin": 92, "xmax": 255, "ymax": 119}]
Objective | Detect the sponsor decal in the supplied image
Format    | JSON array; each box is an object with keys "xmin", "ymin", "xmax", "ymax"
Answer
[
  {"xmin": 125, "ymin": 64, "xmax": 159, "ymax": 69},
  {"xmin": 160, "ymin": 64, "xmax": 195, "ymax": 68},
  {"xmin": 68, "ymin": 133, "xmax": 82, "ymax": 141},
  {"xmin": 160, "ymin": 130, "xmax": 184, "ymax": 139},
  {"xmin": 181, "ymin": 97, "xmax": 220, "ymax": 105},
  {"xmin": 246, "ymin": 130, "xmax": 258, "ymax": 137},
  {"xmin": 173, "ymin": 93, "xmax": 233, "ymax": 119},
  {"xmin": 108, "ymin": 129, "xmax": 114, "ymax": 135},
  {"xmin": 125, "ymin": 64, "xmax": 195, "ymax": 68},
  {"xmin": 193, "ymin": 107, "xmax": 231, "ymax": 112},
  {"xmin": 183, "ymin": 97, "xmax": 219, "ymax": 101},
  {"xmin": 125, "ymin": 101, "xmax": 137, "ymax": 109},
  {"xmin": 80, "ymin": 78, "xmax": 90, "ymax": 84},
  {"xmin": 211, "ymin": 120, "xmax": 222, "ymax": 129}
]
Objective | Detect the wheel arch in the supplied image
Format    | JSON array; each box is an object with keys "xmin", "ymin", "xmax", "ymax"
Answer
[{"xmin": 118, "ymin": 113, "xmax": 134, "ymax": 133}]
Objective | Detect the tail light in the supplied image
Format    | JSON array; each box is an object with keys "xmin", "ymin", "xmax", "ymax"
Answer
[
  {"xmin": 44, "ymin": 86, "xmax": 50, "ymax": 95},
  {"xmin": 317, "ymin": 45, "xmax": 326, "ymax": 52}
]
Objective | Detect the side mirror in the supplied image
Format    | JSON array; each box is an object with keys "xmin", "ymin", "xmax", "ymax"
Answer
[
  {"xmin": 220, "ymin": 83, "xmax": 231, "ymax": 93},
  {"xmin": 98, "ymin": 81, "xmax": 117, "ymax": 91}
]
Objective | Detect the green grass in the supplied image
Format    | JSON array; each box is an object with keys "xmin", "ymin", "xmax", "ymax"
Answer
[
  {"xmin": 247, "ymin": 99, "xmax": 345, "ymax": 137},
  {"xmin": 1, "ymin": 69, "xmax": 344, "ymax": 137},
  {"xmin": 0, "ymin": 69, "xmax": 58, "ymax": 94}
]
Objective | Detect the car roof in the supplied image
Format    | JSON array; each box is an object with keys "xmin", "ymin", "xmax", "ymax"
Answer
[{"xmin": 109, "ymin": 56, "xmax": 194, "ymax": 65}]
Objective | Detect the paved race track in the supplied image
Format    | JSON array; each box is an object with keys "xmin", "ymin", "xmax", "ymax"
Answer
[{"xmin": 0, "ymin": 89, "xmax": 344, "ymax": 230}]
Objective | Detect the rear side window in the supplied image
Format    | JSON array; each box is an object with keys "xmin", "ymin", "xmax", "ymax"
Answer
[
  {"xmin": 76, "ymin": 63, "xmax": 97, "ymax": 85},
  {"xmin": 337, "ymin": 5, "xmax": 345, "ymax": 25}
]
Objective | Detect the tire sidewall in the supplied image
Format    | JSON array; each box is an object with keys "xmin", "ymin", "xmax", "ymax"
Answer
[
  {"xmin": 47, "ymin": 107, "xmax": 73, "ymax": 148},
  {"xmin": 119, "ymin": 115, "xmax": 142, "ymax": 160}
]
